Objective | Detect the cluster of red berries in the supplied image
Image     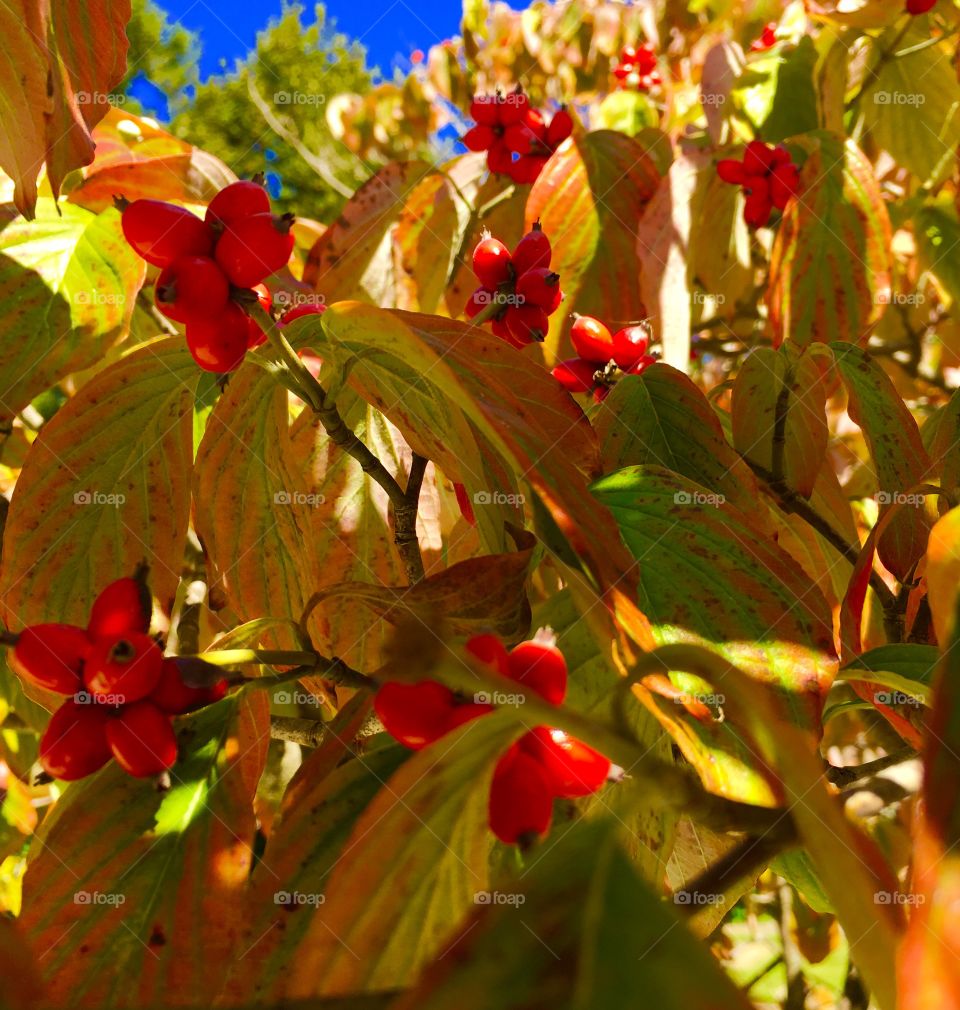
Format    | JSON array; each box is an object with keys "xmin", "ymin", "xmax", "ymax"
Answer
[
  {"xmin": 374, "ymin": 632, "xmax": 612, "ymax": 844},
  {"xmin": 907, "ymin": 0, "xmax": 935, "ymax": 13},
  {"xmin": 716, "ymin": 141, "xmax": 801, "ymax": 228},
  {"xmin": 119, "ymin": 178, "xmax": 296, "ymax": 373},
  {"xmin": 9, "ymin": 573, "xmax": 226, "ymax": 781},
  {"xmin": 552, "ymin": 315, "xmax": 655, "ymax": 402},
  {"xmin": 465, "ymin": 224, "xmax": 564, "ymax": 347},
  {"xmin": 750, "ymin": 23, "xmax": 778, "ymax": 51},
  {"xmin": 463, "ymin": 88, "xmax": 573, "ymax": 185},
  {"xmin": 613, "ymin": 44, "xmax": 661, "ymax": 91}
]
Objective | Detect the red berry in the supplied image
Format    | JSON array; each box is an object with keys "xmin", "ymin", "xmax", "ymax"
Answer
[
  {"xmin": 488, "ymin": 745, "xmax": 553, "ymax": 844},
  {"xmin": 546, "ymin": 107, "xmax": 573, "ymax": 147},
  {"xmin": 444, "ymin": 702, "xmax": 495, "ymax": 733},
  {"xmin": 466, "ymin": 634, "xmax": 510, "ymax": 676},
  {"xmin": 472, "ymin": 235, "xmax": 513, "ymax": 289},
  {"xmin": 83, "ymin": 634, "xmax": 163, "ymax": 704},
  {"xmin": 215, "ymin": 213, "xmax": 295, "ymax": 287},
  {"xmin": 612, "ymin": 324, "xmax": 651, "ymax": 368},
  {"xmin": 504, "ymin": 109, "xmax": 546, "ymax": 154},
  {"xmin": 374, "ymin": 681, "xmax": 456, "ymax": 749},
  {"xmin": 499, "ymin": 89, "xmax": 529, "ymax": 126},
  {"xmin": 487, "ymin": 142, "xmax": 514, "ymax": 176},
  {"xmin": 770, "ymin": 162, "xmax": 800, "ymax": 210},
  {"xmin": 509, "ymin": 155, "xmax": 548, "ymax": 185},
  {"xmin": 505, "ymin": 304, "xmax": 549, "ymax": 344},
  {"xmin": 515, "ymin": 268, "xmax": 563, "ymax": 313},
  {"xmin": 508, "ymin": 639, "xmax": 567, "ymax": 704},
  {"xmin": 570, "ymin": 314, "xmax": 615, "ymax": 363},
  {"xmin": 149, "ymin": 657, "xmax": 226, "ymax": 715},
  {"xmin": 205, "ymin": 179, "xmax": 271, "ymax": 228},
  {"xmin": 751, "ymin": 23, "xmax": 778, "ymax": 51},
  {"xmin": 519, "ymin": 727, "xmax": 611, "ymax": 797},
  {"xmin": 512, "ymin": 223, "xmax": 552, "ymax": 276},
  {"xmin": 463, "ymin": 124, "xmax": 496, "ymax": 152},
  {"xmin": 39, "ymin": 700, "xmax": 113, "ymax": 780},
  {"xmin": 88, "ymin": 576, "xmax": 152, "ymax": 642},
  {"xmin": 155, "ymin": 255, "xmax": 230, "ymax": 323},
  {"xmin": 185, "ymin": 303, "xmax": 250, "ymax": 372},
  {"xmin": 470, "ymin": 95, "xmax": 501, "ymax": 126},
  {"xmin": 743, "ymin": 176, "xmax": 773, "ymax": 227},
  {"xmin": 279, "ymin": 302, "xmax": 325, "ymax": 325},
  {"xmin": 613, "ymin": 63, "xmax": 633, "ymax": 81},
  {"xmin": 11, "ymin": 625, "xmax": 88, "ymax": 694},
  {"xmin": 907, "ymin": 0, "xmax": 936, "ymax": 12},
  {"xmin": 465, "ymin": 288, "xmax": 493, "ymax": 319},
  {"xmin": 552, "ymin": 358, "xmax": 597, "ymax": 394},
  {"xmin": 743, "ymin": 140, "xmax": 777, "ymax": 177},
  {"xmin": 626, "ymin": 354, "xmax": 657, "ymax": 375},
  {"xmin": 106, "ymin": 701, "xmax": 177, "ymax": 778},
  {"xmin": 453, "ymin": 482, "xmax": 476, "ymax": 525},
  {"xmin": 490, "ymin": 317, "xmax": 516, "ymax": 344},
  {"xmin": 716, "ymin": 159, "xmax": 746, "ymax": 185},
  {"xmin": 121, "ymin": 200, "xmax": 214, "ymax": 267}
]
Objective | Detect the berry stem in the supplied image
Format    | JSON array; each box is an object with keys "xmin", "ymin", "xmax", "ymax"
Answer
[{"xmin": 248, "ymin": 303, "xmax": 427, "ymax": 585}]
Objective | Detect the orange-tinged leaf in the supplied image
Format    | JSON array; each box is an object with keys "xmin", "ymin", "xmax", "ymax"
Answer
[
  {"xmin": 525, "ymin": 130, "xmax": 661, "ymax": 363},
  {"xmin": 925, "ymin": 507, "xmax": 960, "ymax": 647},
  {"xmin": 768, "ymin": 135, "xmax": 891, "ymax": 348},
  {"xmin": 0, "ymin": 0, "xmax": 130, "ymax": 218},
  {"xmin": 0, "ymin": 918, "xmax": 43, "ymax": 1010},
  {"xmin": 19, "ymin": 695, "xmax": 268, "ymax": 1008},
  {"xmin": 0, "ymin": 338, "xmax": 196, "ymax": 640}
]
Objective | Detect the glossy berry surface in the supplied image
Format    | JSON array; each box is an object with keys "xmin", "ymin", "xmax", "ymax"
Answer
[
  {"xmin": 83, "ymin": 634, "xmax": 163, "ymax": 704},
  {"xmin": 515, "ymin": 268, "xmax": 563, "ymax": 313},
  {"xmin": 374, "ymin": 681, "xmax": 457, "ymax": 750},
  {"xmin": 88, "ymin": 576, "xmax": 152, "ymax": 642},
  {"xmin": 106, "ymin": 701, "xmax": 178, "ymax": 778},
  {"xmin": 612, "ymin": 324, "xmax": 651, "ymax": 368},
  {"xmin": 186, "ymin": 303, "xmax": 251, "ymax": 373},
  {"xmin": 472, "ymin": 236, "xmax": 513, "ymax": 289},
  {"xmin": 546, "ymin": 107, "xmax": 573, "ymax": 147},
  {"xmin": 507, "ymin": 639, "xmax": 567, "ymax": 705},
  {"xmin": 205, "ymin": 179, "xmax": 271, "ymax": 227},
  {"xmin": 505, "ymin": 304, "xmax": 549, "ymax": 345},
  {"xmin": 465, "ymin": 633, "xmax": 511, "ymax": 676},
  {"xmin": 215, "ymin": 213, "xmax": 295, "ymax": 287},
  {"xmin": 149, "ymin": 657, "xmax": 226, "ymax": 715},
  {"xmin": 453, "ymin": 481, "xmax": 477, "ymax": 526},
  {"xmin": 120, "ymin": 200, "xmax": 214, "ymax": 267},
  {"xmin": 519, "ymin": 727, "xmax": 611, "ymax": 797},
  {"xmin": 488, "ymin": 745, "xmax": 554, "ymax": 844},
  {"xmin": 906, "ymin": 0, "xmax": 936, "ymax": 12},
  {"xmin": 511, "ymin": 224, "xmax": 552, "ymax": 276},
  {"xmin": 155, "ymin": 256, "xmax": 229, "ymax": 324},
  {"xmin": 11, "ymin": 624, "xmax": 88, "ymax": 694},
  {"xmin": 39, "ymin": 700, "xmax": 113, "ymax": 781},
  {"xmin": 571, "ymin": 315, "xmax": 615, "ymax": 364},
  {"xmin": 552, "ymin": 358, "xmax": 597, "ymax": 394}
]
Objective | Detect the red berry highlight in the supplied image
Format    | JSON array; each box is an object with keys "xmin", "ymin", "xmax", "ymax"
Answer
[
  {"xmin": 186, "ymin": 302, "xmax": 251, "ymax": 373},
  {"xmin": 11, "ymin": 624, "xmax": 89, "ymax": 694},
  {"xmin": 488, "ymin": 745, "xmax": 554, "ymax": 844},
  {"xmin": 508, "ymin": 639, "xmax": 567, "ymax": 705},
  {"xmin": 205, "ymin": 179, "xmax": 271, "ymax": 228},
  {"xmin": 472, "ymin": 235, "xmax": 513, "ymax": 289},
  {"xmin": 40, "ymin": 700, "xmax": 113, "ymax": 781},
  {"xmin": 106, "ymin": 701, "xmax": 178, "ymax": 778},
  {"xmin": 88, "ymin": 576, "xmax": 152, "ymax": 642},
  {"xmin": 519, "ymin": 727, "xmax": 611, "ymax": 797},
  {"xmin": 120, "ymin": 200, "xmax": 214, "ymax": 267},
  {"xmin": 515, "ymin": 268, "xmax": 563, "ymax": 313},
  {"xmin": 511, "ymin": 223, "xmax": 552, "ymax": 276},
  {"xmin": 215, "ymin": 213, "xmax": 295, "ymax": 287},
  {"xmin": 155, "ymin": 256, "xmax": 230, "ymax": 324},
  {"xmin": 570, "ymin": 314, "xmax": 615, "ymax": 364},
  {"xmin": 83, "ymin": 634, "xmax": 163, "ymax": 704},
  {"xmin": 552, "ymin": 358, "xmax": 597, "ymax": 394},
  {"xmin": 374, "ymin": 681, "xmax": 457, "ymax": 750}
]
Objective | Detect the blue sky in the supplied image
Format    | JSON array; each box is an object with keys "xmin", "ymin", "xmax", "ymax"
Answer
[{"xmin": 158, "ymin": 0, "xmax": 467, "ymax": 77}]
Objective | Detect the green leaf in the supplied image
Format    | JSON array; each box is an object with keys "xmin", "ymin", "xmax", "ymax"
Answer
[
  {"xmin": 832, "ymin": 342, "xmax": 932, "ymax": 580},
  {"xmin": 18, "ymin": 695, "xmax": 268, "ymax": 1008},
  {"xmin": 0, "ymin": 338, "xmax": 197, "ymax": 638},
  {"xmin": 392, "ymin": 819, "xmax": 753, "ymax": 1010},
  {"xmin": 525, "ymin": 131, "xmax": 661, "ymax": 362},
  {"xmin": 731, "ymin": 345, "xmax": 830, "ymax": 498},
  {"xmin": 734, "ymin": 36, "xmax": 820, "ymax": 141},
  {"xmin": 768, "ymin": 134, "xmax": 891, "ymax": 348},
  {"xmin": 915, "ymin": 197, "xmax": 960, "ymax": 310},
  {"xmin": 592, "ymin": 465, "xmax": 837, "ymax": 804},
  {"xmin": 0, "ymin": 201, "xmax": 145, "ymax": 415},
  {"xmin": 272, "ymin": 712, "xmax": 520, "ymax": 998},
  {"xmin": 592, "ymin": 90, "xmax": 660, "ymax": 135},
  {"xmin": 771, "ymin": 850, "xmax": 834, "ymax": 914},
  {"xmin": 862, "ymin": 23, "xmax": 960, "ymax": 185}
]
